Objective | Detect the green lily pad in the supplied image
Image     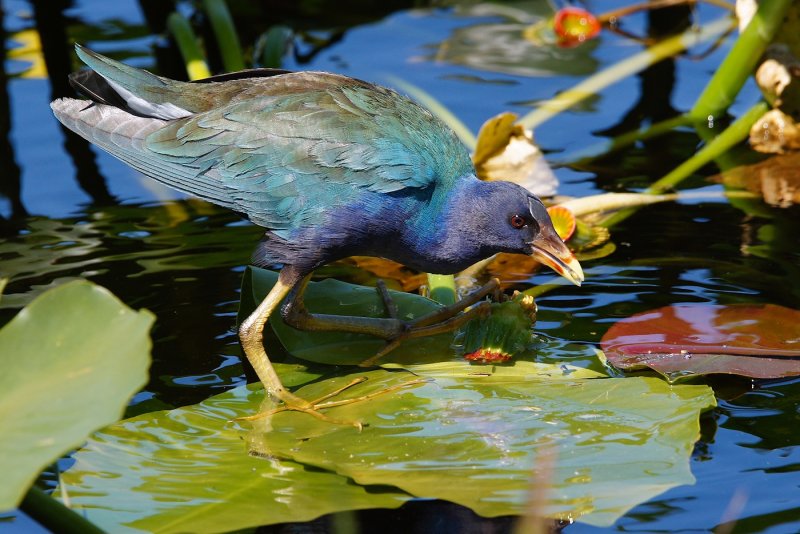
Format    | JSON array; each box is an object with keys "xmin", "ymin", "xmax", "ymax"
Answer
[
  {"xmin": 0, "ymin": 280, "xmax": 153, "ymax": 511},
  {"xmin": 241, "ymin": 267, "xmax": 609, "ymax": 376},
  {"xmin": 57, "ymin": 373, "xmax": 412, "ymax": 533},
  {"xmin": 239, "ymin": 266, "xmax": 454, "ymax": 366},
  {"xmin": 247, "ymin": 369, "xmax": 714, "ymax": 526},
  {"xmin": 60, "ymin": 365, "xmax": 713, "ymax": 528}
]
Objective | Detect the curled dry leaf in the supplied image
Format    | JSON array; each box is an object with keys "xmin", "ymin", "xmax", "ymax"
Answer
[
  {"xmin": 601, "ymin": 303, "xmax": 800, "ymax": 380},
  {"xmin": 750, "ymin": 109, "xmax": 800, "ymax": 154},
  {"xmin": 755, "ymin": 44, "xmax": 800, "ymax": 116},
  {"xmin": 473, "ymin": 112, "xmax": 558, "ymax": 198}
]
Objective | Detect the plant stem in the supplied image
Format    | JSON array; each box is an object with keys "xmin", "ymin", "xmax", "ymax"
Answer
[
  {"xmin": 167, "ymin": 12, "xmax": 211, "ymax": 80},
  {"xmin": 599, "ymin": 101, "xmax": 768, "ymax": 227},
  {"xmin": 517, "ymin": 16, "xmax": 732, "ymax": 131},
  {"xmin": 689, "ymin": 0, "xmax": 792, "ymax": 121},
  {"xmin": 203, "ymin": 0, "xmax": 245, "ymax": 72},
  {"xmin": 648, "ymin": 102, "xmax": 767, "ymax": 194},
  {"xmin": 596, "ymin": 0, "xmax": 733, "ymax": 26},
  {"xmin": 19, "ymin": 486, "xmax": 104, "ymax": 534},
  {"xmin": 427, "ymin": 273, "xmax": 457, "ymax": 306}
]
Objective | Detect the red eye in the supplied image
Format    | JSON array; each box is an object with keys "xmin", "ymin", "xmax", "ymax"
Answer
[{"xmin": 510, "ymin": 214, "xmax": 526, "ymax": 229}]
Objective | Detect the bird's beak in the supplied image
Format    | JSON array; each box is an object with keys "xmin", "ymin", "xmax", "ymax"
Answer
[{"xmin": 530, "ymin": 229, "xmax": 584, "ymax": 286}]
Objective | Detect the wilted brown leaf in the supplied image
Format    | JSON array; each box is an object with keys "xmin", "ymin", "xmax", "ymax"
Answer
[
  {"xmin": 473, "ymin": 112, "xmax": 558, "ymax": 197},
  {"xmin": 715, "ymin": 151, "xmax": 800, "ymax": 206}
]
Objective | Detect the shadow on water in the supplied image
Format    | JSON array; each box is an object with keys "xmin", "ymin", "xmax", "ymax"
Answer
[
  {"xmin": 0, "ymin": 5, "xmax": 26, "ymax": 232},
  {"xmin": 33, "ymin": 0, "xmax": 115, "ymax": 206}
]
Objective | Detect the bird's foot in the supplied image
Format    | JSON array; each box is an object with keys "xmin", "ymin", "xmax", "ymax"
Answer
[
  {"xmin": 235, "ymin": 376, "xmax": 428, "ymax": 429},
  {"xmin": 359, "ymin": 278, "xmax": 501, "ymax": 367}
]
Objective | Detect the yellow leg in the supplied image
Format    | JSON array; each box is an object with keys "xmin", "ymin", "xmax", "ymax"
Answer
[
  {"xmin": 238, "ymin": 269, "xmax": 364, "ymax": 428},
  {"xmin": 238, "ymin": 270, "xmax": 499, "ymax": 427}
]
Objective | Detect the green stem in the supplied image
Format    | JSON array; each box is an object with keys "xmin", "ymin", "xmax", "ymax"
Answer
[
  {"xmin": 600, "ymin": 101, "xmax": 768, "ymax": 227},
  {"xmin": 647, "ymin": 102, "xmax": 768, "ymax": 194},
  {"xmin": 167, "ymin": 12, "xmax": 211, "ymax": 80},
  {"xmin": 561, "ymin": 114, "xmax": 691, "ymax": 166},
  {"xmin": 427, "ymin": 273, "xmax": 457, "ymax": 306},
  {"xmin": 203, "ymin": 0, "xmax": 245, "ymax": 72},
  {"xmin": 689, "ymin": 0, "xmax": 792, "ymax": 121},
  {"xmin": 518, "ymin": 16, "xmax": 733, "ymax": 130},
  {"xmin": 19, "ymin": 486, "xmax": 104, "ymax": 534}
]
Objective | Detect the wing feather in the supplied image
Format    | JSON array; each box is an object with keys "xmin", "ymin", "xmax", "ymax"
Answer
[{"xmin": 145, "ymin": 79, "xmax": 473, "ymax": 229}]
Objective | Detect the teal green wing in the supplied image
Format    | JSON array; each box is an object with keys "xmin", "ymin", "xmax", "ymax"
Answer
[{"xmin": 144, "ymin": 77, "xmax": 474, "ymax": 230}]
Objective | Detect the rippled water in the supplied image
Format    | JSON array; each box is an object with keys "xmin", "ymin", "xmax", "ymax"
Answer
[{"xmin": 3, "ymin": 0, "xmax": 800, "ymax": 531}]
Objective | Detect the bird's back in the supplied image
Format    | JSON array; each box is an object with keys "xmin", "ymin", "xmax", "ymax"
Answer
[{"xmin": 51, "ymin": 46, "xmax": 474, "ymax": 235}]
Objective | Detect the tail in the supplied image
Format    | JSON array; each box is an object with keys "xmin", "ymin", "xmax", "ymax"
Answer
[
  {"xmin": 50, "ymin": 45, "xmax": 254, "ymax": 210},
  {"xmin": 70, "ymin": 44, "xmax": 194, "ymax": 120}
]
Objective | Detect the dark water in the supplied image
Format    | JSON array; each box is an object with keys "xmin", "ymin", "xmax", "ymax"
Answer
[{"xmin": 2, "ymin": 0, "xmax": 800, "ymax": 532}]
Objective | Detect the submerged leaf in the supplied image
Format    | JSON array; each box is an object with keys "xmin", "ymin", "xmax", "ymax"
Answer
[
  {"xmin": 0, "ymin": 281, "xmax": 153, "ymax": 511},
  {"xmin": 601, "ymin": 304, "xmax": 800, "ymax": 380}
]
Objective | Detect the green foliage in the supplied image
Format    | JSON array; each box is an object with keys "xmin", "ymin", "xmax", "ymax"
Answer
[
  {"xmin": 239, "ymin": 266, "xmax": 453, "ymax": 366},
  {"xmin": 0, "ymin": 281, "xmax": 153, "ymax": 511},
  {"xmin": 58, "ymin": 378, "xmax": 411, "ymax": 533},
  {"xmin": 58, "ymin": 365, "xmax": 714, "ymax": 529}
]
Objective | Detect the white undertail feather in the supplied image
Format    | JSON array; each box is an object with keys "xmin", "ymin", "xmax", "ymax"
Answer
[
  {"xmin": 50, "ymin": 98, "xmax": 236, "ymax": 209},
  {"xmin": 103, "ymin": 78, "xmax": 193, "ymax": 120}
]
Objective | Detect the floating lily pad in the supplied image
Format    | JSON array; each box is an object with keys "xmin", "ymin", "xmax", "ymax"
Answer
[
  {"xmin": 601, "ymin": 304, "xmax": 800, "ymax": 380},
  {"xmin": 239, "ymin": 266, "xmax": 454, "ymax": 366},
  {"xmin": 58, "ymin": 376, "xmax": 411, "ymax": 534},
  {"xmin": 0, "ymin": 280, "xmax": 153, "ymax": 510},
  {"xmin": 60, "ymin": 365, "xmax": 714, "ymax": 529}
]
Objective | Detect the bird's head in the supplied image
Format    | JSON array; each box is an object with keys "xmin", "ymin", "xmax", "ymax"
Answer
[{"xmin": 473, "ymin": 181, "xmax": 584, "ymax": 286}]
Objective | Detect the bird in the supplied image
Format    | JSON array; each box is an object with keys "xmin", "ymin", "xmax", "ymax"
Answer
[{"xmin": 52, "ymin": 44, "xmax": 584, "ymax": 428}]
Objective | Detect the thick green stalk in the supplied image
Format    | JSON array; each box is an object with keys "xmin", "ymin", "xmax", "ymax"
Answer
[
  {"xmin": 259, "ymin": 25, "xmax": 292, "ymax": 68},
  {"xmin": 167, "ymin": 12, "xmax": 211, "ymax": 80},
  {"xmin": 203, "ymin": 0, "xmax": 245, "ymax": 72},
  {"xmin": 689, "ymin": 0, "xmax": 792, "ymax": 121},
  {"xmin": 518, "ymin": 16, "xmax": 732, "ymax": 130},
  {"xmin": 427, "ymin": 273, "xmax": 457, "ymax": 306},
  {"xmin": 20, "ymin": 486, "xmax": 104, "ymax": 534}
]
